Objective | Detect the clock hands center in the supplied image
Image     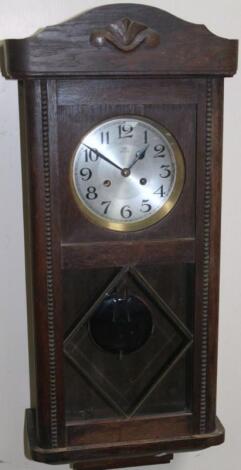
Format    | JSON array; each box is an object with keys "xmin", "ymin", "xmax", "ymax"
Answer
[{"xmin": 111, "ymin": 144, "xmax": 150, "ymax": 177}]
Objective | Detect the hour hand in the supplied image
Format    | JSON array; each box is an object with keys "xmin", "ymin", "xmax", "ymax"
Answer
[
  {"xmin": 128, "ymin": 144, "xmax": 149, "ymax": 170},
  {"xmin": 83, "ymin": 144, "xmax": 123, "ymax": 171}
]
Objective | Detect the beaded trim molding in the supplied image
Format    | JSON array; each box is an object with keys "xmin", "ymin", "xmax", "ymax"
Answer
[
  {"xmin": 41, "ymin": 81, "xmax": 58, "ymax": 447},
  {"xmin": 199, "ymin": 78, "xmax": 213, "ymax": 433}
]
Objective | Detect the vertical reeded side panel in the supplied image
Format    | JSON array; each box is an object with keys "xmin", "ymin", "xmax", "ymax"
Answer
[
  {"xmin": 193, "ymin": 78, "xmax": 224, "ymax": 434},
  {"xmin": 206, "ymin": 78, "xmax": 224, "ymax": 431},
  {"xmin": 19, "ymin": 80, "xmax": 65, "ymax": 447}
]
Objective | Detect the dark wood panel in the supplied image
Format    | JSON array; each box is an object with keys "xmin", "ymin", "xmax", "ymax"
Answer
[
  {"xmin": 72, "ymin": 453, "xmax": 173, "ymax": 470},
  {"xmin": 64, "ymin": 355, "xmax": 191, "ymax": 422},
  {"xmin": 67, "ymin": 413, "xmax": 193, "ymax": 446},
  {"xmin": 26, "ymin": 409, "xmax": 224, "ymax": 464},
  {"xmin": 2, "ymin": 4, "xmax": 238, "ymax": 78},
  {"xmin": 58, "ymin": 96, "xmax": 197, "ymax": 243},
  {"xmin": 57, "ymin": 78, "xmax": 200, "ymax": 106},
  {"xmin": 61, "ymin": 238, "xmax": 195, "ymax": 269}
]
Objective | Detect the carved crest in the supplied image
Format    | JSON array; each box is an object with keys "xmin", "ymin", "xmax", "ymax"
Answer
[{"xmin": 90, "ymin": 17, "xmax": 160, "ymax": 52}]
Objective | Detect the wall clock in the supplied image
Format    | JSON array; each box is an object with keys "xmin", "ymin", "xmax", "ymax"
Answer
[{"xmin": 0, "ymin": 4, "xmax": 238, "ymax": 470}]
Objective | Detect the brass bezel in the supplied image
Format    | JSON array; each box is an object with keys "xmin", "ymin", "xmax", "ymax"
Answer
[{"xmin": 70, "ymin": 116, "xmax": 185, "ymax": 232}]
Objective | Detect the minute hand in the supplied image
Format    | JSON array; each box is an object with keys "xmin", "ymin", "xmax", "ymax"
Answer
[{"xmin": 83, "ymin": 144, "xmax": 123, "ymax": 171}]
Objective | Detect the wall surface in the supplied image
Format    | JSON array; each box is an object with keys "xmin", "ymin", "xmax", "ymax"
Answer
[{"xmin": 0, "ymin": 1, "xmax": 240, "ymax": 470}]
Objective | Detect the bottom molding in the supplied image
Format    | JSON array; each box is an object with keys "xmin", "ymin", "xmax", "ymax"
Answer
[
  {"xmin": 72, "ymin": 453, "xmax": 173, "ymax": 470},
  {"xmin": 25, "ymin": 409, "xmax": 224, "ymax": 466}
]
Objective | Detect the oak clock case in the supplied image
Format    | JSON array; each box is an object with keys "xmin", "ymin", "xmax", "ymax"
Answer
[{"xmin": 0, "ymin": 4, "xmax": 238, "ymax": 470}]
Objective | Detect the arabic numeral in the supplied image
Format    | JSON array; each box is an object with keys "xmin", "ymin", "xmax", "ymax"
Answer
[
  {"xmin": 118, "ymin": 123, "xmax": 133, "ymax": 139},
  {"xmin": 154, "ymin": 185, "xmax": 165, "ymax": 197},
  {"xmin": 120, "ymin": 205, "xmax": 132, "ymax": 219},
  {"xmin": 101, "ymin": 201, "xmax": 111, "ymax": 214},
  {"xmin": 141, "ymin": 200, "xmax": 152, "ymax": 213},
  {"xmin": 154, "ymin": 144, "xmax": 166, "ymax": 158},
  {"xmin": 84, "ymin": 149, "xmax": 99, "ymax": 162},
  {"xmin": 101, "ymin": 131, "xmax": 110, "ymax": 144},
  {"xmin": 80, "ymin": 168, "xmax": 92, "ymax": 181},
  {"xmin": 160, "ymin": 164, "xmax": 171, "ymax": 178},
  {"xmin": 86, "ymin": 186, "xmax": 98, "ymax": 200}
]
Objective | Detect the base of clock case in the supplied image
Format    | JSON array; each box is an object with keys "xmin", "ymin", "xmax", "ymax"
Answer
[
  {"xmin": 72, "ymin": 453, "xmax": 174, "ymax": 469},
  {"xmin": 25, "ymin": 409, "xmax": 224, "ymax": 466}
]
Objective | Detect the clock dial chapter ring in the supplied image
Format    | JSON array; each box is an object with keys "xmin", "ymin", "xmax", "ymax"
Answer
[{"xmin": 70, "ymin": 116, "xmax": 185, "ymax": 232}]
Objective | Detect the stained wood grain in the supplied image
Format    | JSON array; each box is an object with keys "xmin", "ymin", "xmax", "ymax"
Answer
[
  {"xmin": 61, "ymin": 238, "xmax": 195, "ymax": 269},
  {"xmin": 1, "ymin": 3, "xmax": 238, "ymax": 468},
  {"xmin": 72, "ymin": 453, "xmax": 173, "ymax": 470},
  {"xmin": 1, "ymin": 4, "xmax": 238, "ymax": 78},
  {"xmin": 26, "ymin": 409, "xmax": 224, "ymax": 464}
]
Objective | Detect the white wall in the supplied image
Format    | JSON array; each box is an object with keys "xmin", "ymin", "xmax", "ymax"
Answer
[{"xmin": 0, "ymin": 1, "xmax": 240, "ymax": 470}]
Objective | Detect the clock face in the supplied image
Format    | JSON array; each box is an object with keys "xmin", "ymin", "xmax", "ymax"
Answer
[{"xmin": 71, "ymin": 116, "xmax": 185, "ymax": 231}]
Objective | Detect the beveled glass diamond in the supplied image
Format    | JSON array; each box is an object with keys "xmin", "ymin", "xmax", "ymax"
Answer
[{"xmin": 64, "ymin": 267, "xmax": 193, "ymax": 417}]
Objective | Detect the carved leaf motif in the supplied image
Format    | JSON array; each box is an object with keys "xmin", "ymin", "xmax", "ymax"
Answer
[{"xmin": 90, "ymin": 17, "xmax": 160, "ymax": 52}]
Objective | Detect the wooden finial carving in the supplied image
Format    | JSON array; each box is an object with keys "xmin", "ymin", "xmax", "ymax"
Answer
[{"xmin": 90, "ymin": 17, "xmax": 160, "ymax": 52}]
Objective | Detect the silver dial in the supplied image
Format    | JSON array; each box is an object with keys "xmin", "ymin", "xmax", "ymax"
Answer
[{"xmin": 71, "ymin": 116, "xmax": 185, "ymax": 231}]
